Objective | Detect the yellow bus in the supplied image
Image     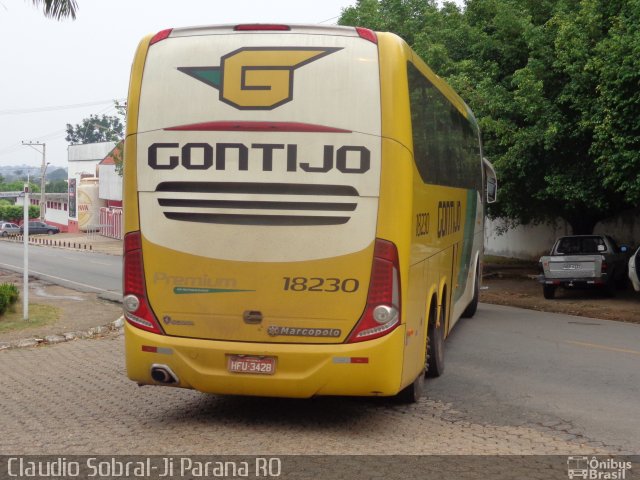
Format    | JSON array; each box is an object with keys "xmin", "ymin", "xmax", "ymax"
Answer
[{"xmin": 123, "ymin": 24, "xmax": 497, "ymax": 402}]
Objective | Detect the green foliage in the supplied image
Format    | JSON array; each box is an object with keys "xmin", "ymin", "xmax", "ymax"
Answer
[
  {"xmin": 66, "ymin": 114, "xmax": 124, "ymax": 144},
  {"xmin": 0, "ymin": 283, "xmax": 19, "ymax": 316},
  {"xmin": 28, "ymin": 0, "xmax": 78, "ymax": 20},
  {"xmin": 339, "ymin": 0, "xmax": 640, "ymax": 234},
  {"xmin": 110, "ymin": 142, "xmax": 124, "ymax": 177},
  {"xmin": 46, "ymin": 168, "xmax": 68, "ymax": 181},
  {"xmin": 47, "ymin": 179, "xmax": 68, "ymax": 193},
  {"xmin": 29, "ymin": 205, "xmax": 40, "ymax": 220},
  {"xmin": 0, "ymin": 205, "xmax": 39, "ymax": 223},
  {"xmin": 590, "ymin": 0, "xmax": 640, "ymax": 205},
  {"xmin": 0, "ymin": 180, "xmax": 39, "ymax": 193}
]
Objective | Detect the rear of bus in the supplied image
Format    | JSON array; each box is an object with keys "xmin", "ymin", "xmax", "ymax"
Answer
[{"xmin": 123, "ymin": 25, "xmax": 411, "ymax": 398}]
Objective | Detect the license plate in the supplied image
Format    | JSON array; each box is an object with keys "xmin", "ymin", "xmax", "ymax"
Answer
[
  {"xmin": 563, "ymin": 264, "xmax": 582, "ymax": 270},
  {"xmin": 227, "ymin": 355, "xmax": 276, "ymax": 375}
]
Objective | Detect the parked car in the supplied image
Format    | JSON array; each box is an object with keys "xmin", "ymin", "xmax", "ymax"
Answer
[
  {"xmin": 19, "ymin": 221, "xmax": 60, "ymax": 235},
  {"xmin": 539, "ymin": 234, "xmax": 630, "ymax": 299},
  {"xmin": 629, "ymin": 246, "xmax": 640, "ymax": 292},
  {"xmin": 0, "ymin": 222, "xmax": 21, "ymax": 237}
]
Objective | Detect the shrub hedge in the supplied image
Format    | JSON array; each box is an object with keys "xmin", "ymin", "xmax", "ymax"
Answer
[{"xmin": 0, "ymin": 283, "xmax": 19, "ymax": 315}]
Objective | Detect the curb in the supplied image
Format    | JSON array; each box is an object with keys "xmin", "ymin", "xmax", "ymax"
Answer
[
  {"xmin": 0, "ymin": 236, "xmax": 123, "ymax": 256},
  {"xmin": 0, "ymin": 316, "xmax": 125, "ymax": 352}
]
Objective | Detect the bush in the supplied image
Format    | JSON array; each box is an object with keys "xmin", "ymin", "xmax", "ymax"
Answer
[
  {"xmin": 0, "ymin": 205, "xmax": 40, "ymax": 223},
  {"xmin": 0, "ymin": 283, "xmax": 19, "ymax": 315}
]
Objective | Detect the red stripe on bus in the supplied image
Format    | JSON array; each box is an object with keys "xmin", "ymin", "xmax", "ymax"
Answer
[{"xmin": 165, "ymin": 121, "xmax": 352, "ymax": 133}]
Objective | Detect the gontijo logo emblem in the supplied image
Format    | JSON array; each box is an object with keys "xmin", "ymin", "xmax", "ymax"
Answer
[{"xmin": 177, "ymin": 47, "xmax": 342, "ymax": 110}]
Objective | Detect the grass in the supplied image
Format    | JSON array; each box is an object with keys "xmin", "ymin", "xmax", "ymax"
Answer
[{"xmin": 0, "ymin": 303, "xmax": 60, "ymax": 334}]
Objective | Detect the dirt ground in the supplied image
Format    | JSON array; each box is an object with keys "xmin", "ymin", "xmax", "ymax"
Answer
[
  {"xmin": 1, "ymin": 261, "xmax": 638, "ymax": 344},
  {"xmin": 481, "ymin": 264, "xmax": 640, "ymax": 324}
]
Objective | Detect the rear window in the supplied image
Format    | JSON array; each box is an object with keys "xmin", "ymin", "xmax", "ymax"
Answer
[{"xmin": 555, "ymin": 236, "xmax": 606, "ymax": 254}]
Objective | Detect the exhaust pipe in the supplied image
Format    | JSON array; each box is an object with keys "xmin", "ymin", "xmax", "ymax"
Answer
[{"xmin": 150, "ymin": 364, "xmax": 179, "ymax": 385}]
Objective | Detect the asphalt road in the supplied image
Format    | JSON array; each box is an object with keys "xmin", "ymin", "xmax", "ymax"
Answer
[
  {"xmin": 433, "ymin": 304, "xmax": 640, "ymax": 452},
  {"xmin": 0, "ymin": 240, "xmax": 121, "ymax": 298}
]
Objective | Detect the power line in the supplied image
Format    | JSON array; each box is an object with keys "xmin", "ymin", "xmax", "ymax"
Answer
[
  {"xmin": 0, "ymin": 103, "xmax": 122, "ymax": 157},
  {"xmin": 0, "ymin": 99, "xmax": 125, "ymax": 116},
  {"xmin": 317, "ymin": 15, "xmax": 340, "ymax": 24},
  {"xmin": 0, "ymin": 129, "xmax": 65, "ymax": 157}
]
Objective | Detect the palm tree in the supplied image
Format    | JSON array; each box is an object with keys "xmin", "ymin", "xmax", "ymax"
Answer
[{"xmin": 29, "ymin": 0, "xmax": 78, "ymax": 20}]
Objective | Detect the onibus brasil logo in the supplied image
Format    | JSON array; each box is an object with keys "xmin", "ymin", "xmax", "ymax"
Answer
[
  {"xmin": 567, "ymin": 457, "xmax": 633, "ymax": 479},
  {"xmin": 178, "ymin": 47, "xmax": 342, "ymax": 110}
]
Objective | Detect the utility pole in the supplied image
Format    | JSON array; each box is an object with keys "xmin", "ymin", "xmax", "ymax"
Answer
[
  {"xmin": 21, "ymin": 141, "xmax": 47, "ymax": 221},
  {"xmin": 22, "ymin": 184, "xmax": 29, "ymax": 320}
]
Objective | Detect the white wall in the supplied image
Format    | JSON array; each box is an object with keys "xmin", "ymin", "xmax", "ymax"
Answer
[
  {"xmin": 98, "ymin": 164, "xmax": 122, "ymax": 201},
  {"xmin": 485, "ymin": 218, "xmax": 570, "ymax": 260},
  {"xmin": 68, "ymin": 142, "xmax": 116, "ymax": 180},
  {"xmin": 68, "ymin": 142, "xmax": 115, "ymax": 221},
  {"xmin": 595, "ymin": 211, "xmax": 640, "ymax": 248},
  {"xmin": 485, "ymin": 209, "xmax": 640, "ymax": 260},
  {"xmin": 45, "ymin": 207, "xmax": 68, "ymax": 226}
]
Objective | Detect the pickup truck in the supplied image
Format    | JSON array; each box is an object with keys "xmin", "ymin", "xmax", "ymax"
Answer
[{"xmin": 539, "ymin": 235, "xmax": 630, "ymax": 299}]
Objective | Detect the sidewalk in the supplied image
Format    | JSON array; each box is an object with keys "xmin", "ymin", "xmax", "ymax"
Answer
[{"xmin": 2, "ymin": 231, "xmax": 123, "ymax": 256}]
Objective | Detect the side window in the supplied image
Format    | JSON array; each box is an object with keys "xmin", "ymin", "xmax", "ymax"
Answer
[{"xmin": 407, "ymin": 62, "xmax": 481, "ymax": 190}]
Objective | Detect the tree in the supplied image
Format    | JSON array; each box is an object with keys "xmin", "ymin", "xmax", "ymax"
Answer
[
  {"xmin": 0, "ymin": 180, "xmax": 39, "ymax": 193},
  {"xmin": 590, "ymin": 0, "xmax": 640, "ymax": 205},
  {"xmin": 46, "ymin": 168, "xmax": 68, "ymax": 181},
  {"xmin": 65, "ymin": 114, "xmax": 124, "ymax": 144},
  {"xmin": 28, "ymin": 0, "xmax": 78, "ymax": 20},
  {"xmin": 0, "ymin": 205, "xmax": 39, "ymax": 222},
  {"xmin": 339, "ymin": 0, "xmax": 640, "ymax": 234},
  {"xmin": 47, "ymin": 179, "xmax": 68, "ymax": 193}
]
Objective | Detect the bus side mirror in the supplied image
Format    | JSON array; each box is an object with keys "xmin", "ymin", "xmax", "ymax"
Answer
[{"xmin": 483, "ymin": 157, "xmax": 497, "ymax": 204}]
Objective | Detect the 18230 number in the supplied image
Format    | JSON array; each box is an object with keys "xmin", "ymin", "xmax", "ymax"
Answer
[{"xmin": 283, "ymin": 277, "xmax": 359, "ymax": 293}]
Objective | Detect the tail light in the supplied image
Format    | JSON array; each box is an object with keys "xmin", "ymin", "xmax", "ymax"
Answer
[
  {"xmin": 149, "ymin": 29, "xmax": 172, "ymax": 45},
  {"xmin": 234, "ymin": 24, "xmax": 291, "ymax": 31},
  {"xmin": 601, "ymin": 257, "xmax": 608, "ymax": 272},
  {"xmin": 356, "ymin": 27, "xmax": 378, "ymax": 44},
  {"xmin": 123, "ymin": 231, "xmax": 164, "ymax": 335},
  {"xmin": 347, "ymin": 239, "xmax": 401, "ymax": 343}
]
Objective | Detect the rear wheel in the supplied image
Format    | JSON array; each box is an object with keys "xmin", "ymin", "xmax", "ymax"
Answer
[
  {"xmin": 543, "ymin": 284, "xmax": 556, "ymax": 299},
  {"xmin": 426, "ymin": 301, "xmax": 445, "ymax": 378},
  {"xmin": 394, "ymin": 368, "xmax": 425, "ymax": 404},
  {"xmin": 1, "ymin": 231, "xmax": 7, "ymax": 237},
  {"xmin": 395, "ymin": 301, "xmax": 438, "ymax": 404},
  {"xmin": 47, "ymin": 229, "xmax": 55, "ymax": 235}
]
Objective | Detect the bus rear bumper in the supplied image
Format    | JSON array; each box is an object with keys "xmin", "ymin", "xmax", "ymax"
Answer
[{"xmin": 125, "ymin": 322, "xmax": 406, "ymax": 398}]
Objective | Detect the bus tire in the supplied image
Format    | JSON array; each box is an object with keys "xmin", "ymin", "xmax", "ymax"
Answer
[
  {"xmin": 394, "ymin": 369, "xmax": 425, "ymax": 404},
  {"xmin": 426, "ymin": 302, "xmax": 445, "ymax": 378},
  {"xmin": 461, "ymin": 267, "xmax": 479, "ymax": 318}
]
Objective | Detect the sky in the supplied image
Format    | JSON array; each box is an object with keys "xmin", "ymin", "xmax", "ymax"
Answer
[{"xmin": 0, "ymin": 0, "xmax": 360, "ymax": 171}]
